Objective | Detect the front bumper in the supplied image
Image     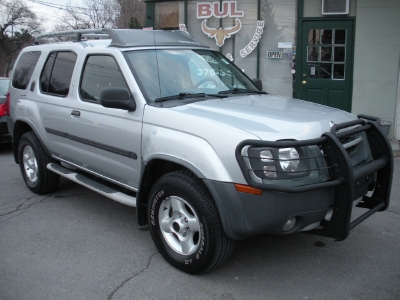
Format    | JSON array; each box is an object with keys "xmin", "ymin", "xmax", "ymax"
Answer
[
  {"xmin": 208, "ymin": 115, "xmax": 393, "ymax": 241},
  {"xmin": 203, "ymin": 179, "xmax": 335, "ymax": 240}
]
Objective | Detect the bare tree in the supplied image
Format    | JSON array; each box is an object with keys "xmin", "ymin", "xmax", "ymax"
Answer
[
  {"xmin": 0, "ymin": 0, "xmax": 41, "ymax": 34},
  {"xmin": 0, "ymin": 0, "xmax": 42, "ymax": 76},
  {"xmin": 114, "ymin": 0, "xmax": 145, "ymax": 29},
  {"xmin": 55, "ymin": 0, "xmax": 119, "ymax": 30}
]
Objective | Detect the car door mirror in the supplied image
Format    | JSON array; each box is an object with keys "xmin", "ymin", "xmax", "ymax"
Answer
[
  {"xmin": 100, "ymin": 87, "xmax": 136, "ymax": 111},
  {"xmin": 251, "ymin": 78, "xmax": 263, "ymax": 91}
]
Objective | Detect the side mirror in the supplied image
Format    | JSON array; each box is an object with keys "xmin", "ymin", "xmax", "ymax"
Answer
[
  {"xmin": 100, "ymin": 87, "xmax": 136, "ymax": 111},
  {"xmin": 251, "ymin": 78, "xmax": 263, "ymax": 91}
]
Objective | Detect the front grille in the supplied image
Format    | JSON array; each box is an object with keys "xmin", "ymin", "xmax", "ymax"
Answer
[
  {"xmin": 338, "ymin": 131, "xmax": 371, "ymax": 168},
  {"xmin": 339, "ymin": 134, "xmax": 359, "ymax": 156}
]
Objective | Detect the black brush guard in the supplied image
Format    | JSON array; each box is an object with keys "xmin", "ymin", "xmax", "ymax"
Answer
[{"xmin": 235, "ymin": 115, "xmax": 393, "ymax": 241}]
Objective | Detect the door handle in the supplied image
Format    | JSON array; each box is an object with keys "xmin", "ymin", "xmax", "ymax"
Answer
[
  {"xmin": 71, "ymin": 110, "xmax": 81, "ymax": 117},
  {"xmin": 302, "ymin": 81, "xmax": 307, "ymax": 86}
]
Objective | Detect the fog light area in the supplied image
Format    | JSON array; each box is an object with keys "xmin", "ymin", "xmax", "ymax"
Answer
[{"xmin": 282, "ymin": 217, "xmax": 297, "ymax": 232}]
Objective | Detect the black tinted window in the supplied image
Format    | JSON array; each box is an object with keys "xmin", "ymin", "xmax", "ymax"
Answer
[
  {"xmin": 40, "ymin": 53, "xmax": 56, "ymax": 93},
  {"xmin": 12, "ymin": 51, "xmax": 41, "ymax": 90},
  {"xmin": 40, "ymin": 51, "xmax": 77, "ymax": 96},
  {"xmin": 80, "ymin": 55, "xmax": 128, "ymax": 103}
]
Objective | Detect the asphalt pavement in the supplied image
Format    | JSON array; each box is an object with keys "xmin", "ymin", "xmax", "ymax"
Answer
[{"xmin": 1, "ymin": 142, "xmax": 399, "ymax": 300}]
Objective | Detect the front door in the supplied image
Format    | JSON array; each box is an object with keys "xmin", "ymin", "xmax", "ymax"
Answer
[
  {"xmin": 65, "ymin": 52, "xmax": 143, "ymax": 189},
  {"xmin": 296, "ymin": 20, "xmax": 354, "ymax": 112}
]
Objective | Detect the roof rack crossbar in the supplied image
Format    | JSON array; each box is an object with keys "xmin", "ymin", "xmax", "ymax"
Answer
[
  {"xmin": 33, "ymin": 28, "xmax": 208, "ymax": 49},
  {"xmin": 34, "ymin": 28, "xmax": 111, "ymax": 45}
]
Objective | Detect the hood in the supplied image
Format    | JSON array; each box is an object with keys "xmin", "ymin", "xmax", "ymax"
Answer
[{"xmin": 170, "ymin": 94, "xmax": 356, "ymax": 141}]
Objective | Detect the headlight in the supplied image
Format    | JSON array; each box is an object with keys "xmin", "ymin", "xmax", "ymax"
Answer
[
  {"xmin": 279, "ymin": 147, "xmax": 300, "ymax": 172},
  {"xmin": 239, "ymin": 143, "xmax": 331, "ymax": 187},
  {"xmin": 260, "ymin": 150, "xmax": 276, "ymax": 177},
  {"xmin": 247, "ymin": 147, "xmax": 307, "ymax": 179}
]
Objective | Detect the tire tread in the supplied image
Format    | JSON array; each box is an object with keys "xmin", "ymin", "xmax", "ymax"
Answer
[
  {"xmin": 159, "ymin": 170, "xmax": 235, "ymax": 273},
  {"xmin": 19, "ymin": 132, "xmax": 59, "ymax": 194}
]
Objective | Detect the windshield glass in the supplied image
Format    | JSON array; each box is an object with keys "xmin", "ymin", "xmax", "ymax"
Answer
[
  {"xmin": 0, "ymin": 79, "xmax": 10, "ymax": 96},
  {"xmin": 123, "ymin": 49, "xmax": 259, "ymax": 102}
]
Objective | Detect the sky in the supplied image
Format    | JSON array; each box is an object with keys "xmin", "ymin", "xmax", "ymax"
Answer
[{"xmin": 26, "ymin": 0, "xmax": 83, "ymax": 31}]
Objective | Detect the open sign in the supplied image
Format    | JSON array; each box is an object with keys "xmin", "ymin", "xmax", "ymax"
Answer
[{"xmin": 267, "ymin": 51, "xmax": 282, "ymax": 59}]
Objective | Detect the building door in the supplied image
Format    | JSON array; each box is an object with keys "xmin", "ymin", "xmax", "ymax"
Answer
[{"xmin": 296, "ymin": 20, "xmax": 354, "ymax": 112}]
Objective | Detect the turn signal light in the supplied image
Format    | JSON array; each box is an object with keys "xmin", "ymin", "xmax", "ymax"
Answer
[{"xmin": 234, "ymin": 184, "xmax": 262, "ymax": 195}]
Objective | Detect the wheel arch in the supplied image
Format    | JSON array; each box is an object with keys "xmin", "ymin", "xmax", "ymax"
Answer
[
  {"xmin": 136, "ymin": 155, "xmax": 206, "ymax": 226},
  {"xmin": 12, "ymin": 120, "xmax": 51, "ymax": 164}
]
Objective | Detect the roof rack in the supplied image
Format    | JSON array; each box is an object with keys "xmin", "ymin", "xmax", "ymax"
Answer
[
  {"xmin": 34, "ymin": 28, "xmax": 111, "ymax": 45},
  {"xmin": 34, "ymin": 28, "xmax": 209, "ymax": 49}
]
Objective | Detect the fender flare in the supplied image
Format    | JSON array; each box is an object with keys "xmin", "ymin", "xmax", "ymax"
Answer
[
  {"xmin": 12, "ymin": 119, "xmax": 52, "ymax": 164},
  {"xmin": 136, "ymin": 154, "xmax": 206, "ymax": 226}
]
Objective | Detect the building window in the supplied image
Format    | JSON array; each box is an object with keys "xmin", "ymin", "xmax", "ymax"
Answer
[
  {"xmin": 307, "ymin": 29, "xmax": 346, "ymax": 80},
  {"xmin": 155, "ymin": 1, "xmax": 179, "ymax": 30}
]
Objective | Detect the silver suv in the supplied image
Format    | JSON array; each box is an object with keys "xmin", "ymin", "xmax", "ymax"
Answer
[{"xmin": 6, "ymin": 29, "xmax": 393, "ymax": 274}]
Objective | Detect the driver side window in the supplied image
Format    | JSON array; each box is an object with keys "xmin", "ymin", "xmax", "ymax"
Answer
[{"xmin": 80, "ymin": 55, "xmax": 129, "ymax": 103}]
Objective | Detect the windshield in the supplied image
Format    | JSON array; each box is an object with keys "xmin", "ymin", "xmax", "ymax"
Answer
[
  {"xmin": 123, "ymin": 49, "xmax": 259, "ymax": 102},
  {"xmin": 0, "ymin": 79, "xmax": 10, "ymax": 96}
]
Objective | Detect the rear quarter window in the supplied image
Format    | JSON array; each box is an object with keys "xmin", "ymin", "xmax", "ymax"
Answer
[{"xmin": 12, "ymin": 51, "xmax": 41, "ymax": 90}]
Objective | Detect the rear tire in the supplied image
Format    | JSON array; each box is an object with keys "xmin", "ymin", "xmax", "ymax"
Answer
[
  {"xmin": 18, "ymin": 132, "xmax": 60, "ymax": 194},
  {"xmin": 148, "ymin": 170, "xmax": 235, "ymax": 274}
]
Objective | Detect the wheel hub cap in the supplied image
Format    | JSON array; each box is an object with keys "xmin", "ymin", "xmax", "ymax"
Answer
[
  {"xmin": 159, "ymin": 196, "xmax": 201, "ymax": 255},
  {"xmin": 22, "ymin": 146, "xmax": 38, "ymax": 183}
]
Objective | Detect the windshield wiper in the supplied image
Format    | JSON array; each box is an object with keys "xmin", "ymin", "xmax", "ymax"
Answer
[
  {"xmin": 218, "ymin": 88, "xmax": 267, "ymax": 95},
  {"xmin": 154, "ymin": 93, "xmax": 205, "ymax": 102},
  {"xmin": 205, "ymin": 93, "xmax": 228, "ymax": 98},
  {"xmin": 154, "ymin": 92, "xmax": 228, "ymax": 102}
]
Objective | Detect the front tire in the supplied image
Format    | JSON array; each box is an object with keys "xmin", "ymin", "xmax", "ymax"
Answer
[
  {"xmin": 18, "ymin": 132, "xmax": 60, "ymax": 194},
  {"xmin": 148, "ymin": 170, "xmax": 235, "ymax": 274}
]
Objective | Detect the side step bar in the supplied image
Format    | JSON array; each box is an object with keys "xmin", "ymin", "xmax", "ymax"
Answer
[{"xmin": 47, "ymin": 163, "xmax": 137, "ymax": 207}]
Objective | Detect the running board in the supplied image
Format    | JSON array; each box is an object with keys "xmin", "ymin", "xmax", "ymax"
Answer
[{"xmin": 47, "ymin": 163, "xmax": 136, "ymax": 207}]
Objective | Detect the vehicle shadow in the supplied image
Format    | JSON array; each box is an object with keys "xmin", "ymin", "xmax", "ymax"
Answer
[
  {"xmin": 52, "ymin": 175, "xmax": 334, "ymax": 271},
  {"xmin": 0, "ymin": 141, "xmax": 12, "ymax": 154}
]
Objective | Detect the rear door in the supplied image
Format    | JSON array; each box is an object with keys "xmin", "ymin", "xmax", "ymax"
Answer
[{"xmin": 35, "ymin": 50, "xmax": 79, "ymax": 157}]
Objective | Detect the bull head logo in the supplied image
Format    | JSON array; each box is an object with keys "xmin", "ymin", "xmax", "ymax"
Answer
[{"xmin": 201, "ymin": 18, "xmax": 242, "ymax": 47}]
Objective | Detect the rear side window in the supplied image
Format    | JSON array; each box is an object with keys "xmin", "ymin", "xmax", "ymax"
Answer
[
  {"xmin": 12, "ymin": 51, "xmax": 41, "ymax": 90},
  {"xmin": 80, "ymin": 55, "xmax": 129, "ymax": 103},
  {"xmin": 40, "ymin": 51, "xmax": 77, "ymax": 96}
]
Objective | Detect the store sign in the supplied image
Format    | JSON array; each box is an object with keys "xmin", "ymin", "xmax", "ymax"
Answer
[
  {"xmin": 197, "ymin": 1, "xmax": 243, "ymax": 47},
  {"xmin": 197, "ymin": 1, "xmax": 244, "ymax": 18},
  {"xmin": 201, "ymin": 18, "xmax": 241, "ymax": 47},
  {"xmin": 240, "ymin": 21, "xmax": 265, "ymax": 58},
  {"xmin": 196, "ymin": 1, "xmax": 264, "ymax": 57},
  {"xmin": 267, "ymin": 51, "xmax": 282, "ymax": 59},
  {"xmin": 179, "ymin": 24, "xmax": 189, "ymax": 35}
]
